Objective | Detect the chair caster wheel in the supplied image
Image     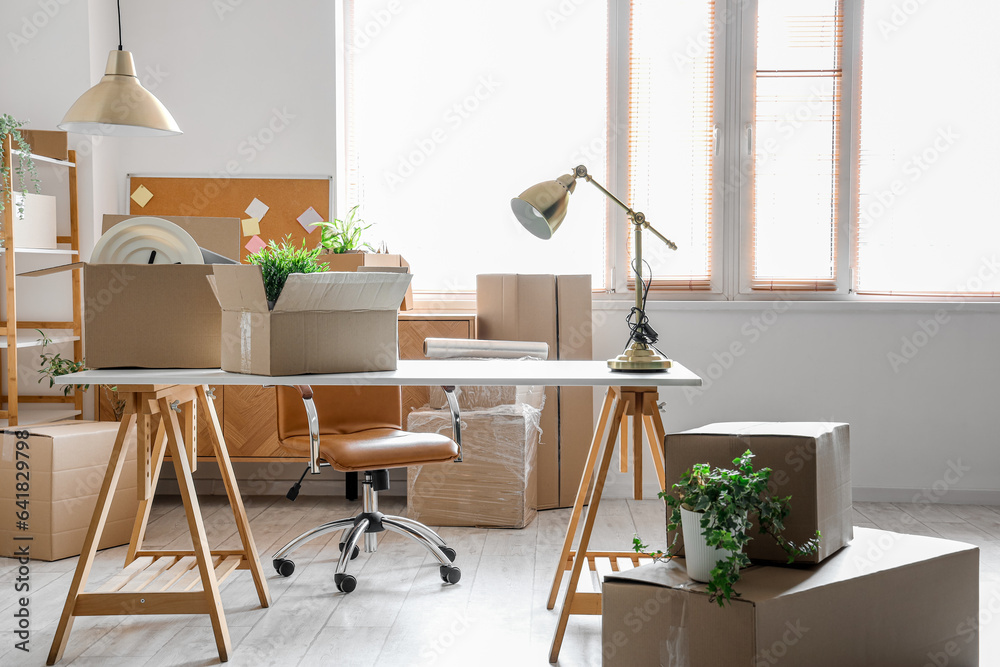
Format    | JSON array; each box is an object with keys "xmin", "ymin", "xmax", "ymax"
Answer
[
  {"xmin": 440, "ymin": 565, "xmax": 461, "ymax": 584},
  {"xmin": 339, "ymin": 542, "xmax": 360, "ymax": 560},
  {"xmin": 335, "ymin": 573, "xmax": 357, "ymax": 593},
  {"xmin": 440, "ymin": 546, "xmax": 457, "ymax": 562},
  {"xmin": 272, "ymin": 558, "xmax": 295, "ymax": 577}
]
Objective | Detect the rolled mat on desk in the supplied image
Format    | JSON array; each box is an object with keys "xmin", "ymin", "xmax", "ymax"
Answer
[{"xmin": 423, "ymin": 338, "xmax": 549, "ymax": 360}]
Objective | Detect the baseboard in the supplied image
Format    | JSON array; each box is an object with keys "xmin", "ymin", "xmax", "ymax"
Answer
[{"xmin": 852, "ymin": 486, "xmax": 1000, "ymax": 505}]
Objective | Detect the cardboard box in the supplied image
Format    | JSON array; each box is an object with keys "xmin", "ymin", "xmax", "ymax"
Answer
[
  {"xmin": 406, "ymin": 400, "xmax": 541, "ymax": 528},
  {"xmin": 0, "ymin": 421, "xmax": 138, "ymax": 561},
  {"xmin": 319, "ymin": 252, "xmax": 414, "ymax": 310},
  {"xmin": 665, "ymin": 422, "xmax": 852, "ymax": 563},
  {"xmin": 427, "ymin": 384, "xmax": 517, "ymax": 410},
  {"xmin": 212, "ymin": 264, "xmax": 411, "ymax": 376},
  {"xmin": 602, "ymin": 528, "xmax": 979, "ymax": 667},
  {"xmin": 11, "ymin": 192, "xmax": 57, "ymax": 249},
  {"xmin": 476, "ymin": 274, "xmax": 593, "ymax": 509},
  {"xmin": 20, "ymin": 129, "xmax": 68, "ymax": 161},
  {"xmin": 21, "ymin": 215, "xmax": 240, "ymax": 369}
]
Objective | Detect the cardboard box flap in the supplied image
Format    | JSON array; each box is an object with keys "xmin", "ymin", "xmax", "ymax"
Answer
[
  {"xmin": 273, "ymin": 271, "xmax": 412, "ymax": 313},
  {"xmin": 1, "ymin": 421, "xmax": 122, "ymax": 439},
  {"xmin": 19, "ymin": 261, "xmax": 86, "ymax": 278},
  {"xmin": 212, "ymin": 264, "xmax": 268, "ymax": 313},
  {"xmin": 681, "ymin": 422, "xmax": 848, "ymax": 439},
  {"xmin": 607, "ymin": 528, "xmax": 977, "ymax": 604}
]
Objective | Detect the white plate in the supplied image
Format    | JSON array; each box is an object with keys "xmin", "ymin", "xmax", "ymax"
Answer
[{"xmin": 91, "ymin": 217, "xmax": 205, "ymax": 265}]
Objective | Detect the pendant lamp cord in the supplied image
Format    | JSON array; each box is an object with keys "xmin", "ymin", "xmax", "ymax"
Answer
[{"xmin": 117, "ymin": 0, "xmax": 123, "ymax": 50}]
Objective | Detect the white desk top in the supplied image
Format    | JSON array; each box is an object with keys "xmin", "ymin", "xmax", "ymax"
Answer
[{"xmin": 56, "ymin": 359, "xmax": 702, "ymax": 388}]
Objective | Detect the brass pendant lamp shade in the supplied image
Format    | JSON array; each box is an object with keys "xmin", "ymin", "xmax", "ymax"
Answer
[
  {"xmin": 59, "ymin": 50, "xmax": 181, "ymax": 137},
  {"xmin": 59, "ymin": 1, "xmax": 180, "ymax": 137}
]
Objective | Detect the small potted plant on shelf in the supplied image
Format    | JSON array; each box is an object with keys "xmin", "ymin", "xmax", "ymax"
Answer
[
  {"xmin": 247, "ymin": 235, "xmax": 329, "ymax": 308},
  {"xmin": 633, "ymin": 450, "xmax": 821, "ymax": 606},
  {"xmin": 36, "ymin": 330, "xmax": 87, "ymax": 395},
  {"xmin": 0, "ymin": 114, "xmax": 40, "ymax": 223}
]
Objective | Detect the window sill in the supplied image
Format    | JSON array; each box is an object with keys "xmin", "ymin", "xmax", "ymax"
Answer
[{"xmin": 411, "ymin": 292, "xmax": 1000, "ymax": 315}]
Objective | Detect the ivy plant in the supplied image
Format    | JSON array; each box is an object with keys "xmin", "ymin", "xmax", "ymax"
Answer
[
  {"xmin": 36, "ymin": 330, "xmax": 88, "ymax": 396},
  {"xmin": 0, "ymin": 114, "xmax": 40, "ymax": 220},
  {"xmin": 247, "ymin": 235, "xmax": 329, "ymax": 304},
  {"xmin": 633, "ymin": 450, "xmax": 821, "ymax": 606},
  {"xmin": 314, "ymin": 205, "xmax": 374, "ymax": 254}
]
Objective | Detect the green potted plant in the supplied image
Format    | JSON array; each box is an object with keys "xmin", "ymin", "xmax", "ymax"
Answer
[
  {"xmin": 634, "ymin": 450, "xmax": 820, "ymax": 606},
  {"xmin": 0, "ymin": 114, "xmax": 40, "ymax": 222},
  {"xmin": 247, "ymin": 235, "xmax": 329, "ymax": 307},
  {"xmin": 315, "ymin": 205, "xmax": 373, "ymax": 255}
]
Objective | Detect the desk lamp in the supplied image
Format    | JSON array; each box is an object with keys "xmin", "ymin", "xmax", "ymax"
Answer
[{"xmin": 511, "ymin": 164, "xmax": 677, "ymax": 372}]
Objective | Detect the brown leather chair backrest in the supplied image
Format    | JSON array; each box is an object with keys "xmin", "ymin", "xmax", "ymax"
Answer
[{"xmin": 276, "ymin": 385, "xmax": 402, "ymax": 440}]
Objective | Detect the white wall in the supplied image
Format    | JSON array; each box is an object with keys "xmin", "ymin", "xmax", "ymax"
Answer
[
  {"xmin": 4, "ymin": 0, "xmax": 998, "ymax": 503},
  {"xmin": 597, "ymin": 300, "xmax": 1000, "ymax": 503}
]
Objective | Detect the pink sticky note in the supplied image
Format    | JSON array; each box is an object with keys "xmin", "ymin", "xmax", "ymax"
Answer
[
  {"xmin": 297, "ymin": 206, "xmax": 325, "ymax": 233},
  {"xmin": 245, "ymin": 235, "xmax": 267, "ymax": 254}
]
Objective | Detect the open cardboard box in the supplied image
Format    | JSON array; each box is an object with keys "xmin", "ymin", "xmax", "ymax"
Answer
[
  {"xmin": 320, "ymin": 252, "xmax": 414, "ymax": 310},
  {"xmin": 21, "ymin": 214, "xmax": 240, "ymax": 369},
  {"xmin": 210, "ymin": 264, "xmax": 411, "ymax": 376}
]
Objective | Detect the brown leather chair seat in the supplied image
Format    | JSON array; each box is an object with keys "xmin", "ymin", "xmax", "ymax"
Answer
[{"xmin": 281, "ymin": 429, "xmax": 459, "ymax": 472}]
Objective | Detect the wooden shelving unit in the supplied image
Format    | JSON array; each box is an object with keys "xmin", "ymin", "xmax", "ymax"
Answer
[{"xmin": 0, "ymin": 133, "xmax": 83, "ymax": 426}]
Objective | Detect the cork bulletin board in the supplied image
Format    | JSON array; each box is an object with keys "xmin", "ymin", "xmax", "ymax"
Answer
[{"xmin": 126, "ymin": 175, "xmax": 332, "ymax": 262}]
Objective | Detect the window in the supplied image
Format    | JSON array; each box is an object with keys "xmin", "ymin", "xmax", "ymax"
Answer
[
  {"xmin": 855, "ymin": 0, "xmax": 1000, "ymax": 296},
  {"xmin": 340, "ymin": 1, "xmax": 1000, "ymax": 300},
  {"xmin": 341, "ymin": 0, "xmax": 608, "ymax": 293},
  {"xmin": 748, "ymin": 0, "xmax": 844, "ymax": 291},
  {"xmin": 627, "ymin": 0, "xmax": 718, "ymax": 290}
]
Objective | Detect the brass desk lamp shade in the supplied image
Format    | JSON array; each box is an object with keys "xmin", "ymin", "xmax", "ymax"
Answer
[
  {"xmin": 511, "ymin": 165, "xmax": 677, "ymax": 372},
  {"xmin": 59, "ymin": 1, "xmax": 181, "ymax": 137}
]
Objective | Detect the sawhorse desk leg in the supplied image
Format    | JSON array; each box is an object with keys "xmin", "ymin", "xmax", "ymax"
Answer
[
  {"xmin": 47, "ymin": 384, "xmax": 270, "ymax": 665},
  {"xmin": 547, "ymin": 386, "xmax": 668, "ymax": 663}
]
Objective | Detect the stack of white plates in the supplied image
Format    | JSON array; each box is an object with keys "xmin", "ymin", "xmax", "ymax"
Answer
[{"xmin": 91, "ymin": 217, "xmax": 205, "ymax": 265}]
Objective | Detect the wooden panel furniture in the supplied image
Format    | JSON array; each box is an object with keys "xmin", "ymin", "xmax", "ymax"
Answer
[
  {"xmin": 1, "ymin": 136, "xmax": 84, "ymax": 426},
  {"xmin": 398, "ymin": 312, "xmax": 476, "ymax": 421},
  {"xmin": 95, "ymin": 314, "xmax": 476, "ymax": 460},
  {"xmin": 47, "ymin": 384, "xmax": 269, "ymax": 664}
]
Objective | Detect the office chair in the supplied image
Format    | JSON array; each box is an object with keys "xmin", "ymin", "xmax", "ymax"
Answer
[{"xmin": 270, "ymin": 384, "xmax": 462, "ymax": 593}]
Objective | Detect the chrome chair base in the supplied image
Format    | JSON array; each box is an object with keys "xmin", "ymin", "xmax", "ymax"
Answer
[{"xmin": 270, "ymin": 470, "xmax": 461, "ymax": 592}]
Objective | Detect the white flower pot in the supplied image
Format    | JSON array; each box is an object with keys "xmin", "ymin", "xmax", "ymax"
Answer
[{"xmin": 681, "ymin": 507, "xmax": 736, "ymax": 583}]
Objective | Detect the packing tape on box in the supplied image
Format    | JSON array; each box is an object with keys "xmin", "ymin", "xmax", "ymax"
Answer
[
  {"xmin": 406, "ymin": 402, "xmax": 542, "ymax": 528},
  {"xmin": 240, "ymin": 310, "xmax": 252, "ymax": 373},
  {"xmin": 423, "ymin": 338, "xmax": 549, "ymax": 360}
]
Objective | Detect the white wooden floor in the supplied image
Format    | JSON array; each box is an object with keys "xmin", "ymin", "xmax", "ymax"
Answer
[{"xmin": 1, "ymin": 497, "xmax": 998, "ymax": 666}]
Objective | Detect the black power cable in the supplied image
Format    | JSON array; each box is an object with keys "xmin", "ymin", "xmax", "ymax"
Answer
[{"xmin": 623, "ymin": 256, "xmax": 666, "ymax": 357}]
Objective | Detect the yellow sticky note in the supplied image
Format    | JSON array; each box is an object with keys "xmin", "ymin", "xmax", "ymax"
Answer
[
  {"xmin": 131, "ymin": 184, "xmax": 153, "ymax": 208},
  {"xmin": 241, "ymin": 217, "xmax": 261, "ymax": 236}
]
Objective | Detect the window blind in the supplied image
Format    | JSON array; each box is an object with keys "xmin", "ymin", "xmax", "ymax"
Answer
[
  {"xmin": 627, "ymin": 0, "xmax": 716, "ymax": 290},
  {"xmin": 750, "ymin": 0, "xmax": 843, "ymax": 291}
]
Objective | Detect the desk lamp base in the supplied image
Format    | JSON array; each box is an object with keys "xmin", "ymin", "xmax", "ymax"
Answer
[{"xmin": 607, "ymin": 342, "xmax": 672, "ymax": 372}]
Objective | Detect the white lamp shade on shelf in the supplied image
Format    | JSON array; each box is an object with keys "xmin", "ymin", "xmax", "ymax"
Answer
[{"xmin": 59, "ymin": 50, "xmax": 181, "ymax": 137}]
